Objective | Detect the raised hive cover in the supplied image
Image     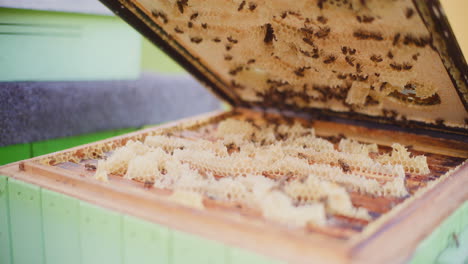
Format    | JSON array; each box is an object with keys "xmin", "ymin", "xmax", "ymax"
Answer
[{"xmin": 102, "ymin": 0, "xmax": 468, "ymax": 134}]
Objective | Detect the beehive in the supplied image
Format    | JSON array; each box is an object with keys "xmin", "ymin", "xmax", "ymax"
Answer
[{"xmin": 1, "ymin": 0, "xmax": 467, "ymax": 263}]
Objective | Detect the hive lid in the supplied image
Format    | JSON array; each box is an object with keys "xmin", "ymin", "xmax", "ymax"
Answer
[{"xmin": 100, "ymin": 0, "xmax": 467, "ymax": 135}]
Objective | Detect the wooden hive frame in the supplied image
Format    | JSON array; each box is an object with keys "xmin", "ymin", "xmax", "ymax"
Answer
[{"xmin": 1, "ymin": 108, "xmax": 466, "ymax": 264}]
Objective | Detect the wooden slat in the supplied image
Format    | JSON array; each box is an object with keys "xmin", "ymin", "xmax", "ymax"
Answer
[
  {"xmin": 0, "ymin": 175, "xmax": 12, "ymax": 264},
  {"xmin": 350, "ymin": 162, "xmax": 468, "ymax": 264},
  {"xmin": 236, "ymin": 108, "xmax": 468, "ymax": 158}
]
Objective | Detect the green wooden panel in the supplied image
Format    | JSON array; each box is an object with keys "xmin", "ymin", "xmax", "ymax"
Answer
[
  {"xmin": 228, "ymin": 247, "xmax": 283, "ymax": 264},
  {"xmin": 41, "ymin": 189, "xmax": 81, "ymax": 264},
  {"xmin": 0, "ymin": 143, "xmax": 31, "ymax": 166},
  {"xmin": 80, "ymin": 202, "xmax": 123, "ymax": 264},
  {"xmin": 8, "ymin": 178, "xmax": 45, "ymax": 264},
  {"xmin": 0, "ymin": 8, "xmax": 141, "ymax": 81},
  {"xmin": 437, "ymin": 227, "xmax": 468, "ymax": 264},
  {"xmin": 410, "ymin": 201, "xmax": 468, "ymax": 264},
  {"xmin": 171, "ymin": 229, "xmax": 227, "ymax": 264},
  {"xmin": 123, "ymin": 215, "xmax": 170, "ymax": 264},
  {"xmin": 0, "ymin": 175, "xmax": 12, "ymax": 264}
]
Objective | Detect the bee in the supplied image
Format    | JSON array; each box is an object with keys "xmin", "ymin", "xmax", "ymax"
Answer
[
  {"xmin": 356, "ymin": 63, "xmax": 363, "ymax": 73},
  {"xmin": 435, "ymin": 119, "xmax": 445, "ymax": 126},
  {"xmin": 143, "ymin": 180, "xmax": 154, "ymax": 189},
  {"xmin": 248, "ymin": 2, "xmax": 257, "ymax": 11},
  {"xmin": 393, "ymin": 33, "xmax": 401, "ymax": 46},
  {"xmin": 151, "ymin": 10, "xmax": 168, "ymax": 24},
  {"xmin": 317, "ymin": 0, "xmax": 325, "ymax": 9},
  {"xmin": 365, "ymin": 95, "xmax": 379, "ymax": 106},
  {"xmin": 357, "ymin": 15, "xmax": 374, "ymax": 23},
  {"xmin": 406, "ymin": 8, "xmax": 414, "ymax": 19},
  {"xmin": 390, "ymin": 62, "xmax": 412, "ymax": 71},
  {"xmin": 317, "ymin": 16, "xmax": 328, "ymax": 24},
  {"xmin": 389, "ymin": 63, "xmax": 402, "ymax": 71},
  {"xmin": 174, "ymin": 26, "xmax": 184, "ymax": 34},
  {"xmin": 300, "ymin": 27, "xmax": 314, "ymax": 35},
  {"xmin": 212, "ymin": 37, "xmax": 221, "ymax": 42},
  {"xmin": 353, "ymin": 30, "xmax": 369, "ymax": 40},
  {"xmin": 224, "ymin": 54, "xmax": 233, "ymax": 61},
  {"xmin": 176, "ymin": 0, "xmax": 188, "ymax": 14},
  {"xmin": 338, "ymin": 159, "xmax": 350, "ymax": 173},
  {"xmin": 229, "ymin": 66, "xmax": 243, "ymax": 76},
  {"xmin": 231, "ymin": 80, "xmax": 245, "ymax": 89},
  {"xmin": 190, "ymin": 37, "xmax": 203, "ymax": 44},
  {"xmin": 201, "ymin": 23, "xmax": 208, "ymax": 29},
  {"xmin": 403, "ymin": 62, "xmax": 413, "ymax": 70},
  {"xmin": 238, "ymin": 0, "xmax": 246, "ymax": 11},
  {"xmin": 323, "ymin": 55, "xmax": 336, "ymax": 64},
  {"xmin": 226, "ymin": 143, "xmax": 240, "ymax": 154},
  {"xmin": 405, "ymin": 34, "xmax": 430, "ymax": 47},
  {"xmin": 300, "ymin": 48, "xmax": 319, "ymax": 58},
  {"xmin": 227, "ymin": 36, "xmax": 238, "ymax": 44},
  {"xmin": 387, "ymin": 51, "xmax": 394, "ymax": 59},
  {"xmin": 85, "ymin": 163, "xmax": 97, "ymax": 171},
  {"xmin": 353, "ymin": 30, "xmax": 383, "ymax": 41},
  {"xmin": 382, "ymin": 109, "xmax": 398, "ymax": 119},
  {"xmin": 357, "ymin": 74, "xmax": 368, "ymax": 81},
  {"xmin": 337, "ymin": 73, "xmax": 347, "ymax": 79},
  {"xmin": 294, "ymin": 66, "xmax": 311, "ymax": 77},
  {"xmin": 264, "ymin": 23, "xmax": 277, "ymax": 43},
  {"xmin": 370, "ymin": 54, "xmax": 383, "ymax": 62},
  {"xmin": 379, "ymin": 82, "xmax": 388, "ymax": 91},
  {"xmin": 315, "ymin": 26, "xmax": 330, "ymax": 38},
  {"xmin": 190, "ymin": 12, "xmax": 198, "ymax": 20},
  {"xmin": 19, "ymin": 162, "xmax": 25, "ymax": 171},
  {"xmin": 302, "ymin": 37, "xmax": 315, "ymax": 47},
  {"xmin": 345, "ymin": 56, "xmax": 355, "ymax": 66},
  {"xmin": 341, "ymin": 46, "xmax": 348, "ymax": 55}
]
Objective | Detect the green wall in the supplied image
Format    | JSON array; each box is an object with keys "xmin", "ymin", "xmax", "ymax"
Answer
[
  {"xmin": 0, "ymin": 8, "xmax": 141, "ymax": 81},
  {"xmin": 141, "ymin": 38, "xmax": 184, "ymax": 73}
]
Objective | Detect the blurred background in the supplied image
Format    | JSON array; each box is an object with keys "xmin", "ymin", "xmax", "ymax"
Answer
[{"xmin": 0, "ymin": 0, "xmax": 466, "ymax": 165}]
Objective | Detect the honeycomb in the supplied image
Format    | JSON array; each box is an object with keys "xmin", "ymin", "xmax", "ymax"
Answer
[
  {"xmin": 131, "ymin": 0, "xmax": 467, "ymax": 129},
  {"xmin": 284, "ymin": 177, "xmax": 370, "ymax": 220},
  {"xmin": 377, "ymin": 143, "xmax": 430, "ymax": 174},
  {"xmin": 90, "ymin": 117, "xmax": 432, "ymax": 228}
]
